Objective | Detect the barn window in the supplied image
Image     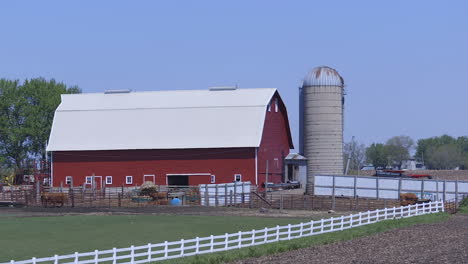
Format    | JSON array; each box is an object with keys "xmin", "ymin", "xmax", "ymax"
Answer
[
  {"xmin": 126, "ymin": 176, "xmax": 133, "ymax": 184},
  {"xmin": 267, "ymin": 102, "xmax": 271, "ymax": 112},
  {"xmin": 66, "ymin": 176, "xmax": 72, "ymax": 185},
  {"xmin": 234, "ymin": 174, "xmax": 242, "ymax": 182},
  {"xmin": 210, "ymin": 175, "xmax": 216, "ymax": 183},
  {"xmin": 275, "ymin": 98, "xmax": 278, "ymax": 112},
  {"xmin": 85, "ymin": 176, "xmax": 92, "ymax": 185},
  {"xmin": 106, "ymin": 176, "xmax": 113, "ymax": 185}
]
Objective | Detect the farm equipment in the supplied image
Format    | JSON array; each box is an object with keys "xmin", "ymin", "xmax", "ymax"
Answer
[
  {"xmin": 375, "ymin": 170, "xmax": 432, "ymax": 179},
  {"xmin": 400, "ymin": 193, "xmax": 431, "ymax": 206}
]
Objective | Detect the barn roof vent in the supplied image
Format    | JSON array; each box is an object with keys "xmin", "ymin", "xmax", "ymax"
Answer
[
  {"xmin": 104, "ymin": 89, "xmax": 132, "ymax": 94},
  {"xmin": 209, "ymin": 86, "xmax": 238, "ymax": 91}
]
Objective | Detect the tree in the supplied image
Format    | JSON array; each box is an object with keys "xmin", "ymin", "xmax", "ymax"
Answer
[
  {"xmin": 366, "ymin": 143, "xmax": 388, "ymax": 169},
  {"xmin": 344, "ymin": 138, "xmax": 366, "ymax": 172},
  {"xmin": 426, "ymin": 144, "xmax": 462, "ymax": 169},
  {"xmin": 0, "ymin": 79, "xmax": 30, "ymax": 170},
  {"xmin": 385, "ymin": 136, "xmax": 414, "ymax": 169},
  {"xmin": 22, "ymin": 78, "xmax": 81, "ymax": 159},
  {"xmin": 0, "ymin": 78, "xmax": 80, "ymax": 172}
]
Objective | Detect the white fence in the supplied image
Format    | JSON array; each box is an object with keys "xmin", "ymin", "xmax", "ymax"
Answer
[
  {"xmin": 315, "ymin": 175, "xmax": 468, "ymax": 202},
  {"xmin": 199, "ymin": 182, "xmax": 251, "ymax": 206},
  {"xmin": 4, "ymin": 201, "xmax": 444, "ymax": 264}
]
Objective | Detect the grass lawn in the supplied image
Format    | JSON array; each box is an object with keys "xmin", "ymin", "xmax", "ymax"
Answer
[
  {"xmin": 0, "ymin": 214, "xmax": 311, "ymax": 262},
  {"xmin": 160, "ymin": 212, "xmax": 450, "ymax": 264}
]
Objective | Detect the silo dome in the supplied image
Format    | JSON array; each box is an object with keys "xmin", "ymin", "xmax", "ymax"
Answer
[{"xmin": 303, "ymin": 66, "xmax": 344, "ymax": 87}]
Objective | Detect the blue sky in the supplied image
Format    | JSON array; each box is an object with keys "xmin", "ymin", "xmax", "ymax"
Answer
[{"xmin": 1, "ymin": 1, "xmax": 467, "ymax": 149}]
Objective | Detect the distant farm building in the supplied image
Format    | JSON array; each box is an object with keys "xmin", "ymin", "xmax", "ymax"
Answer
[{"xmin": 46, "ymin": 88, "xmax": 293, "ymax": 189}]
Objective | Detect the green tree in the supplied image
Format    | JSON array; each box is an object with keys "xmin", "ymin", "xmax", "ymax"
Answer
[
  {"xmin": 22, "ymin": 78, "xmax": 80, "ymax": 159},
  {"xmin": 366, "ymin": 143, "xmax": 388, "ymax": 169},
  {"xmin": 0, "ymin": 79, "xmax": 30, "ymax": 170},
  {"xmin": 385, "ymin": 136, "xmax": 414, "ymax": 169},
  {"xmin": 426, "ymin": 144, "xmax": 462, "ymax": 169},
  {"xmin": 0, "ymin": 78, "xmax": 80, "ymax": 173}
]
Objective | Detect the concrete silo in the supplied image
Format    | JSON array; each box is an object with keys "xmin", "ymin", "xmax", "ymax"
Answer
[{"xmin": 299, "ymin": 66, "xmax": 345, "ymax": 194}]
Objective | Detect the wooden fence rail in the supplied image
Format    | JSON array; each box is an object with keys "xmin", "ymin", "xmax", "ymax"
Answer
[{"xmin": 3, "ymin": 201, "xmax": 444, "ymax": 264}]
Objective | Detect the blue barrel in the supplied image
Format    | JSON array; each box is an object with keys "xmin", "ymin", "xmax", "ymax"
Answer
[{"xmin": 170, "ymin": 197, "xmax": 182, "ymax": 206}]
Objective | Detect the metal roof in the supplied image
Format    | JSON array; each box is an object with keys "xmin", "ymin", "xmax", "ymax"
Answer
[
  {"xmin": 302, "ymin": 66, "xmax": 344, "ymax": 87},
  {"xmin": 47, "ymin": 88, "xmax": 281, "ymax": 151}
]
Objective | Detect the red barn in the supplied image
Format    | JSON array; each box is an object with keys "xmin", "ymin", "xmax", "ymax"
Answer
[{"xmin": 46, "ymin": 88, "xmax": 293, "ymax": 189}]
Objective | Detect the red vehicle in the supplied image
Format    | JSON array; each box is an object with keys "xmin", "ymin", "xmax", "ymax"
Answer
[{"xmin": 374, "ymin": 170, "xmax": 432, "ymax": 179}]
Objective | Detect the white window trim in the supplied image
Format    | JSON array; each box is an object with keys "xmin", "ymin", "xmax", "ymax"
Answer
[
  {"xmin": 126, "ymin": 176, "xmax": 133, "ymax": 184},
  {"xmin": 210, "ymin": 175, "xmax": 216, "ymax": 183},
  {"xmin": 275, "ymin": 98, "xmax": 278, "ymax": 112},
  {"xmin": 85, "ymin": 176, "xmax": 92, "ymax": 185},
  {"xmin": 234, "ymin": 174, "xmax": 242, "ymax": 182},
  {"xmin": 106, "ymin": 176, "xmax": 113, "ymax": 185},
  {"xmin": 267, "ymin": 102, "xmax": 271, "ymax": 112},
  {"xmin": 65, "ymin": 176, "xmax": 72, "ymax": 185}
]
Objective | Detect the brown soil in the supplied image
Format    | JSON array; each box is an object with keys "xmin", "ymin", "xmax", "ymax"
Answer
[
  {"xmin": 231, "ymin": 214, "xmax": 468, "ymax": 264},
  {"xmin": 0, "ymin": 206, "xmax": 343, "ymax": 219}
]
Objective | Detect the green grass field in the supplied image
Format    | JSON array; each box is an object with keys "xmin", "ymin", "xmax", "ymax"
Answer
[{"xmin": 0, "ymin": 214, "xmax": 310, "ymax": 262}]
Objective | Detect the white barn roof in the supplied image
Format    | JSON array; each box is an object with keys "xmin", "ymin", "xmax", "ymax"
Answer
[{"xmin": 47, "ymin": 88, "xmax": 281, "ymax": 151}]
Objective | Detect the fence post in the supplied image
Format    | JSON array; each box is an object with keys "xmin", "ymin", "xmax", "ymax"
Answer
[
  {"xmin": 340, "ymin": 215, "xmax": 344, "ymax": 230},
  {"xmin": 118, "ymin": 193, "xmax": 121, "ymax": 207},
  {"xmin": 238, "ymin": 231, "xmax": 242, "ymax": 248},
  {"xmin": 164, "ymin": 241, "xmax": 168, "ymax": 258},
  {"xmin": 130, "ymin": 245, "xmax": 135, "ymax": 263},
  {"xmin": 443, "ymin": 180, "xmax": 446, "ymax": 201},
  {"xmin": 353, "ymin": 175, "xmax": 357, "ymax": 198},
  {"xmin": 230, "ymin": 190, "xmax": 233, "ymax": 206},
  {"xmin": 372, "ymin": 177, "xmax": 377, "ymax": 200},
  {"xmin": 70, "ymin": 188, "xmax": 75, "ymax": 208},
  {"xmin": 276, "ymin": 225, "xmax": 280, "ymax": 241},
  {"xmin": 358, "ymin": 212, "xmax": 362, "ymax": 225},
  {"xmin": 234, "ymin": 181, "xmax": 237, "ymax": 205},
  {"xmin": 94, "ymin": 249, "xmax": 98, "ymax": 264},
  {"xmin": 205, "ymin": 184, "xmax": 209, "ymax": 206},
  {"xmin": 224, "ymin": 184, "xmax": 228, "ymax": 206},
  {"xmin": 224, "ymin": 233, "xmax": 229, "ymax": 250},
  {"xmin": 147, "ymin": 243, "xmax": 152, "ymax": 260},
  {"xmin": 287, "ymin": 224, "xmax": 291, "ymax": 240},
  {"xmin": 54, "ymin": 255, "xmax": 58, "ymax": 264},
  {"xmin": 421, "ymin": 179, "xmax": 425, "ymax": 199},
  {"xmin": 32, "ymin": 257, "xmax": 36, "ymax": 264},
  {"xmin": 251, "ymin": 229, "xmax": 256, "ymax": 245},
  {"xmin": 384, "ymin": 207, "xmax": 388, "ymax": 220},
  {"xmin": 112, "ymin": 248, "xmax": 116, "ymax": 264},
  {"xmin": 332, "ymin": 175, "xmax": 336, "ymax": 210},
  {"xmin": 241, "ymin": 182, "xmax": 245, "ymax": 205},
  {"xmin": 210, "ymin": 235, "xmax": 214, "ymax": 252},
  {"xmin": 455, "ymin": 178, "xmax": 459, "ymax": 205},
  {"xmin": 215, "ymin": 185, "xmax": 219, "ymax": 207},
  {"xmin": 398, "ymin": 178, "xmax": 402, "ymax": 199},
  {"xmin": 320, "ymin": 218, "xmax": 324, "ymax": 233},
  {"xmin": 179, "ymin": 239, "xmax": 184, "ymax": 256},
  {"xmin": 436, "ymin": 179, "xmax": 439, "ymax": 201},
  {"xmin": 195, "ymin": 237, "xmax": 199, "ymax": 254},
  {"xmin": 310, "ymin": 220, "xmax": 314, "ymax": 234},
  {"xmin": 264, "ymin": 227, "xmax": 268, "ymax": 242}
]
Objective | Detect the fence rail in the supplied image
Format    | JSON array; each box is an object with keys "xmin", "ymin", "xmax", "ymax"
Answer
[
  {"xmin": 3, "ymin": 201, "xmax": 444, "ymax": 264},
  {"xmin": 315, "ymin": 175, "xmax": 468, "ymax": 202}
]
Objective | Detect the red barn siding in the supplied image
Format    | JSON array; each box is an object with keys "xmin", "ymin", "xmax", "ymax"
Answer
[
  {"xmin": 52, "ymin": 148, "xmax": 255, "ymax": 187},
  {"xmin": 51, "ymin": 93, "xmax": 293, "ymax": 189},
  {"xmin": 257, "ymin": 94, "xmax": 293, "ymax": 188}
]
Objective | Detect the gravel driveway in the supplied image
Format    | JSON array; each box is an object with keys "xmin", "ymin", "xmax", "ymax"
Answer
[{"xmin": 231, "ymin": 214, "xmax": 468, "ymax": 264}]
